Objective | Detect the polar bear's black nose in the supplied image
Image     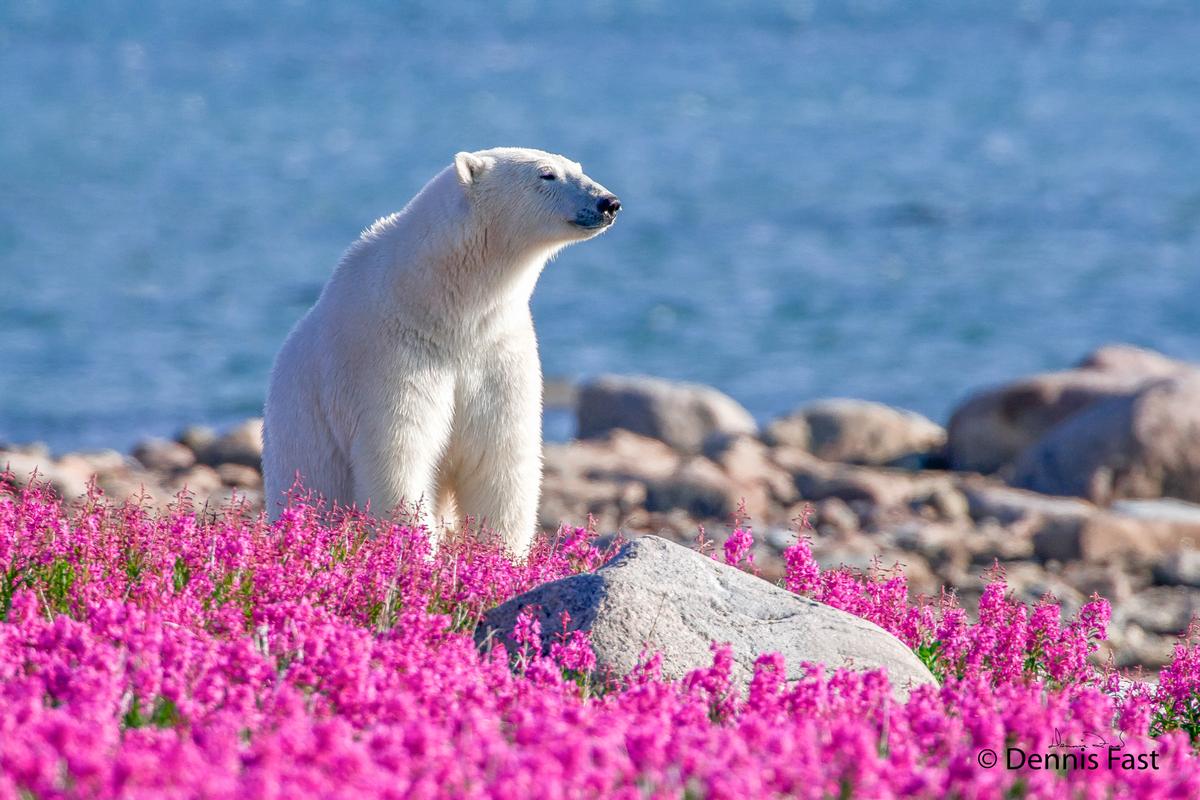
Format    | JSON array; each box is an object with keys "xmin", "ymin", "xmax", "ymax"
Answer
[{"xmin": 597, "ymin": 195, "xmax": 621, "ymax": 215}]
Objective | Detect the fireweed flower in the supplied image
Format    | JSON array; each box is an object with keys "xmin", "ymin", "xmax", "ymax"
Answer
[{"xmin": 1, "ymin": 478, "xmax": 1199, "ymax": 798}]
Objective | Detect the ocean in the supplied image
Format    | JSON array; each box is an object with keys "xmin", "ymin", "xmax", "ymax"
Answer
[{"xmin": 2, "ymin": 0, "xmax": 1199, "ymax": 452}]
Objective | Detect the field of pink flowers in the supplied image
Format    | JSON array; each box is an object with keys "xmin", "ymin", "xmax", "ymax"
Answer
[{"xmin": 4, "ymin": 479, "xmax": 1200, "ymax": 798}]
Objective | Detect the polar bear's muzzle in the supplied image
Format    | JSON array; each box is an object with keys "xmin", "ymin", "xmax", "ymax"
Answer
[{"xmin": 572, "ymin": 193, "xmax": 622, "ymax": 230}]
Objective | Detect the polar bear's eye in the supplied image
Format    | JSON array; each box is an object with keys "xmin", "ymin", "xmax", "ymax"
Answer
[{"xmin": 539, "ymin": 169, "xmax": 557, "ymax": 181}]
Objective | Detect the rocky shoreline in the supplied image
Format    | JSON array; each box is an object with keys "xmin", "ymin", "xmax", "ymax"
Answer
[{"xmin": 5, "ymin": 343, "xmax": 1200, "ymax": 673}]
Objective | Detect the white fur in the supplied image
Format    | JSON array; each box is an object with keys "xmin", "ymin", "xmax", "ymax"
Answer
[{"xmin": 262, "ymin": 147, "xmax": 618, "ymax": 556}]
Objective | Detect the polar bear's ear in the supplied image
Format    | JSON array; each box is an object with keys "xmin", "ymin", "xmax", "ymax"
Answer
[{"xmin": 454, "ymin": 152, "xmax": 492, "ymax": 187}]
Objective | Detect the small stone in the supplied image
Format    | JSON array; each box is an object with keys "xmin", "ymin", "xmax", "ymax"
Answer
[
  {"xmin": 645, "ymin": 457, "xmax": 736, "ymax": 520},
  {"xmin": 1119, "ymin": 587, "xmax": 1200, "ymax": 636},
  {"xmin": 167, "ymin": 464, "xmax": 224, "ymax": 497},
  {"xmin": 0, "ymin": 452, "xmax": 91, "ymax": 499},
  {"xmin": 576, "ymin": 375, "xmax": 757, "ymax": 454},
  {"xmin": 1061, "ymin": 562, "xmax": 1134, "ymax": 605},
  {"xmin": 1003, "ymin": 562, "xmax": 1086, "ymax": 618},
  {"xmin": 812, "ymin": 497, "xmax": 859, "ymax": 537},
  {"xmin": 1035, "ymin": 511, "xmax": 1200, "ymax": 565},
  {"xmin": 890, "ymin": 521, "xmax": 971, "ymax": 572},
  {"xmin": 217, "ymin": 462, "xmax": 263, "ymax": 489},
  {"xmin": 1154, "ymin": 549, "xmax": 1200, "ymax": 588},
  {"xmin": 196, "ymin": 419, "xmax": 264, "ymax": 470},
  {"xmin": 1112, "ymin": 498, "xmax": 1200, "ymax": 525},
  {"xmin": 913, "ymin": 485, "xmax": 970, "ymax": 522},
  {"xmin": 1107, "ymin": 624, "xmax": 1178, "ymax": 670},
  {"xmin": 177, "ymin": 425, "xmax": 217, "ymax": 455},
  {"xmin": 764, "ymin": 399, "xmax": 945, "ymax": 467},
  {"xmin": 132, "ymin": 437, "xmax": 197, "ymax": 472}
]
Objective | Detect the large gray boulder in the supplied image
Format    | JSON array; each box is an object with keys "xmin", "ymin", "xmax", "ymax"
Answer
[
  {"xmin": 765, "ymin": 398, "xmax": 945, "ymax": 467},
  {"xmin": 476, "ymin": 536, "xmax": 937, "ymax": 700},
  {"xmin": 1011, "ymin": 374, "xmax": 1200, "ymax": 504},
  {"xmin": 576, "ymin": 375, "xmax": 756, "ymax": 454},
  {"xmin": 946, "ymin": 344, "xmax": 1192, "ymax": 475}
]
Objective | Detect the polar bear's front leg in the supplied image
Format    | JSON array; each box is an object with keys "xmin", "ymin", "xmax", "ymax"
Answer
[
  {"xmin": 453, "ymin": 340, "xmax": 543, "ymax": 559},
  {"xmin": 349, "ymin": 369, "xmax": 455, "ymax": 538}
]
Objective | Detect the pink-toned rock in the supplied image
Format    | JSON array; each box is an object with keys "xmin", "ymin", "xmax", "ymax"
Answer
[
  {"xmin": 540, "ymin": 432, "xmax": 685, "ymax": 531},
  {"xmin": 217, "ymin": 462, "xmax": 263, "ymax": 490},
  {"xmin": 811, "ymin": 497, "xmax": 859, "ymax": 538},
  {"xmin": 705, "ymin": 434, "xmax": 798, "ymax": 519},
  {"xmin": 1077, "ymin": 343, "xmax": 1187, "ymax": 376},
  {"xmin": 1, "ymin": 451, "xmax": 91, "ymax": 499},
  {"xmin": 133, "ymin": 437, "xmax": 196, "ymax": 472},
  {"xmin": 1034, "ymin": 509, "xmax": 1200, "ymax": 564},
  {"xmin": 891, "ymin": 521, "xmax": 972, "ymax": 573},
  {"xmin": 168, "ymin": 464, "xmax": 224, "ymax": 497},
  {"xmin": 544, "ymin": 430, "xmax": 682, "ymax": 484},
  {"xmin": 773, "ymin": 447, "xmax": 955, "ymax": 510},
  {"xmin": 765, "ymin": 399, "xmax": 945, "ymax": 467},
  {"xmin": 576, "ymin": 375, "xmax": 756, "ymax": 454},
  {"xmin": 645, "ymin": 457, "xmax": 738, "ymax": 520},
  {"xmin": 197, "ymin": 419, "xmax": 264, "ymax": 470},
  {"xmin": 1012, "ymin": 373, "xmax": 1200, "ymax": 504},
  {"xmin": 1060, "ymin": 562, "xmax": 1134, "ymax": 604},
  {"xmin": 946, "ymin": 345, "xmax": 1193, "ymax": 474},
  {"xmin": 1119, "ymin": 587, "xmax": 1200, "ymax": 636}
]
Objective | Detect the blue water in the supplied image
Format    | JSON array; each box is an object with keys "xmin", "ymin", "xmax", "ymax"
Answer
[{"xmin": 3, "ymin": 1, "xmax": 1199, "ymax": 453}]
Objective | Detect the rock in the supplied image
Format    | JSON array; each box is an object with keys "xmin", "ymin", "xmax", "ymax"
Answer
[
  {"xmin": 56, "ymin": 450, "xmax": 128, "ymax": 479},
  {"xmin": 1113, "ymin": 498, "xmax": 1200, "ymax": 524},
  {"xmin": 945, "ymin": 346, "xmax": 1193, "ymax": 474},
  {"xmin": 167, "ymin": 464, "xmax": 224, "ymax": 497},
  {"xmin": 177, "ymin": 425, "xmax": 217, "ymax": 455},
  {"xmin": 890, "ymin": 521, "xmax": 971, "ymax": 573},
  {"xmin": 540, "ymin": 432, "xmax": 685, "ymax": 530},
  {"xmin": 545, "ymin": 430, "xmax": 682, "ymax": 485},
  {"xmin": 1002, "ymin": 562, "xmax": 1086, "ymax": 617},
  {"xmin": 773, "ymin": 447, "xmax": 950, "ymax": 510},
  {"xmin": 1154, "ymin": 550, "xmax": 1200, "ymax": 588},
  {"xmin": 132, "ymin": 437, "xmax": 197, "ymax": 472},
  {"xmin": 895, "ymin": 553, "xmax": 941, "ymax": 598},
  {"xmin": 217, "ymin": 462, "xmax": 263, "ymax": 490},
  {"xmin": 1118, "ymin": 587, "xmax": 1200, "ymax": 636},
  {"xmin": 961, "ymin": 482, "xmax": 1103, "ymax": 560},
  {"xmin": 645, "ymin": 457, "xmax": 737, "ymax": 520},
  {"xmin": 476, "ymin": 536, "xmax": 937, "ymax": 700},
  {"xmin": 1108, "ymin": 624, "xmax": 1178, "ymax": 670},
  {"xmin": 543, "ymin": 377, "xmax": 578, "ymax": 409},
  {"xmin": 0, "ymin": 452, "xmax": 91, "ymax": 499},
  {"xmin": 1060, "ymin": 562, "xmax": 1134, "ymax": 605},
  {"xmin": 1077, "ymin": 344, "xmax": 1186, "ymax": 376},
  {"xmin": 4, "ymin": 441, "xmax": 50, "ymax": 458},
  {"xmin": 811, "ymin": 497, "xmax": 859, "ymax": 538},
  {"xmin": 962, "ymin": 483, "xmax": 1096, "ymax": 526},
  {"xmin": 911, "ymin": 484, "xmax": 970, "ymax": 522},
  {"xmin": 196, "ymin": 419, "xmax": 264, "ymax": 470},
  {"xmin": 703, "ymin": 434, "xmax": 798, "ymax": 518},
  {"xmin": 1011, "ymin": 374, "xmax": 1200, "ymax": 504},
  {"xmin": 965, "ymin": 523, "xmax": 1035, "ymax": 566},
  {"xmin": 1035, "ymin": 511, "xmax": 1200, "ymax": 565},
  {"xmin": 765, "ymin": 399, "xmax": 945, "ymax": 467},
  {"xmin": 576, "ymin": 375, "xmax": 756, "ymax": 454}
]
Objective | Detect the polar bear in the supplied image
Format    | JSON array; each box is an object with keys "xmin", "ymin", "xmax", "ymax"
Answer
[{"xmin": 262, "ymin": 147, "xmax": 620, "ymax": 556}]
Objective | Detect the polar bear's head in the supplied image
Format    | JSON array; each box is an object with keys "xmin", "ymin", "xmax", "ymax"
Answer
[{"xmin": 453, "ymin": 147, "xmax": 621, "ymax": 248}]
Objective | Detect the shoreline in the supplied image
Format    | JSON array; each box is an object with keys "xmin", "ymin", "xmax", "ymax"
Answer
[{"xmin": 5, "ymin": 342, "xmax": 1200, "ymax": 673}]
